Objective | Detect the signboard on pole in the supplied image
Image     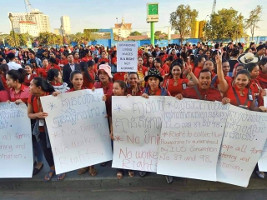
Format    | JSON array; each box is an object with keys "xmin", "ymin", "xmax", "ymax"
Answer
[{"xmin": 147, "ymin": 3, "xmax": 159, "ymax": 22}]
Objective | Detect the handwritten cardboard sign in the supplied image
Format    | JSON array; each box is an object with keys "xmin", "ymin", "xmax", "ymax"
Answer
[
  {"xmin": 112, "ymin": 96, "xmax": 164, "ymax": 172},
  {"xmin": 41, "ymin": 89, "xmax": 112, "ymax": 174},
  {"xmin": 216, "ymin": 105, "xmax": 267, "ymax": 187},
  {"xmin": 117, "ymin": 41, "xmax": 138, "ymax": 72},
  {"xmin": 258, "ymin": 140, "xmax": 267, "ymax": 172},
  {"xmin": 0, "ymin": 103, "xmax": 33, "ymax": 178},
  {"xmin": 157, "ymin": 98, "xmax": 229, "ymax": 181}
]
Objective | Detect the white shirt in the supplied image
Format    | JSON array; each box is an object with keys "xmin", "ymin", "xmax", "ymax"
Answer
[
  {"xmin": 7, "ymin": 61, "xmax": 22, "ymax": 71},
  {"xmin": 69, "ymin": 63, "xmax": 75, "ymax": 72}
]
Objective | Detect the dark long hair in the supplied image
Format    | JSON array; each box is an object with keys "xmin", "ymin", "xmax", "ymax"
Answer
[
  {"xmin": 0, "ymin": 78, "xmax": 5, "ymax": 91},
  {"xmin": 7, "ymin": 69, "xmax": 27, "ymax": 83},
  {"xmin": 32, "ymin": 77, "xmax": 55, "ymax": 93},
  {"xmin": 80, "ymin": 61, "xmax": 94, "ymax": 83}
]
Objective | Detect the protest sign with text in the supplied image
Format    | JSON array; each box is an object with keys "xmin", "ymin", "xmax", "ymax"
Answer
[
  {"xmin": 157, "ymin": 98, "xmax": 229, "ymax": 181},
  {"xmin": 0, "ymin": 103, "xmax": 33, "ymax": 178},
  {"xmin": 216, "ymin": 105, "xmax": 267, "ymax": 187},
  {"xmin": 117, "ymin": 41, "xmax": 138, "ymax": 72},
  {"xmin": 112, "ymin": 96, "xmax": 164, "ymax": 172},
  {"xmin": 41, "ymin": 89, "xmax": 112, "ymax": 174}
]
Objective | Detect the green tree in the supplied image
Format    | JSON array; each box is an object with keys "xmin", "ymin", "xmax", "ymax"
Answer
[
  {"xmin": 36, "ymin": 32, "xmax": 62, "ymax": 45},
  {"xmin": 204, "ymin": 8, "xmax": 245, "ymax": 41},
  {"xmin": 130, "ymin": 31, "xmax": 142, "ymax": 36},
  {"xmin": 170, "ymin": 4, "xmax": 198, "ymax": 45},
  {"xmin": 245, "ymin": 5, "xmax": 262, "ymax": 41},
  {"xmin": 154, "ymin": 31, "xmax": 168, "ymax": 40}
]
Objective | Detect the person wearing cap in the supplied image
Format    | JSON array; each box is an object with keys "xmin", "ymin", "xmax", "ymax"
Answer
[
  {"xmin": 7, "ymin": 53, "xmax": 22, "ymax": 71},
  {"xmin": 141, "ymin": 68, "xmax": 173, "ymax": 184}
]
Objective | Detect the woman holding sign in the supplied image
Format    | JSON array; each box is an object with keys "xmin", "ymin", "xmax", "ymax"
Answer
[
  {"xmin": 141, "ymin": 68, "xmax": 174, "ymax": 184},
  {"xmin": 65, "ymin": 70, "xmax": 97, "ymax": 176},
  {"xmin": 28, "ymin": 77, "xmax": 66, "ymax": 181}
]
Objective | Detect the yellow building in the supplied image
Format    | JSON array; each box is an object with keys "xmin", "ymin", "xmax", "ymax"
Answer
[{"xmin": 191, "ymin": 20, "xmax": 206, "ymax": 38}]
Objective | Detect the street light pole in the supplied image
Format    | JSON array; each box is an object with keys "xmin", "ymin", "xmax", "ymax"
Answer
[{"xmin": 8, "ymin": 13, "xmax": 17, "ymax": 47}]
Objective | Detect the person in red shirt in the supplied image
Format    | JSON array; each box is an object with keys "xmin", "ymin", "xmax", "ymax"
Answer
[
  {"xmin": 98, "ymin": 51, "xmax": 109, "ymax": 64},
  {"xmin": 80, "ymin": 61, "xmax": 95, "ymax": 89},
  {"xmin": 203, "ymin": 60, "xmax": 216, "ymax": 78},
  {"xmin": 59, "ymin": 53, "xmax": 68, "ymax": 67},
  {"xmin": 0, "ymin": 63, "xmax": 9, "ymax": 89},
  {"xmin": 36, "ymin": 59, "xmax": 49, "ymax": 79},
  {"xmin": 94, "ymin": 64, "xmax": 113, "ymax": 117},
  {"xmin": 81, "ymin": 49, "xmax": 93, "ymax": 62},
  {"xmin": 109, "ymin": 80, "xmax": 135, "ymax": 179},
  {"xmin": 6, "ymin": 69, "xmax": 30, "ymax": 104},
  {"xmin": 47, "ymin": 57, "xmax": 61, "ymax": 72},
  {"xmin": 73, "ymin": 52, "xmax": 81, "ymax": 64},
  {"xmin": 193, "ymin": 55, "xmax": 206, "ymax": 78},
  {"xmin": 0, "ymin": 78, "xmax": 9, "ymax": 102},
  {"xmin": 64, "ymin": 71, "xmax": 97, "ymax": 176},
  {"xmin": 47, "ymin": 69, "xmax": 69, "ymax": 93},
  {"xmin": 141, "ymin": 68, "xmax": 173, "ymax": 184},
  {"xmin": 113, "ymin": 72, "xmax": 126, "ymax": 82},
  {"xmin": 153, "ymin": 58, "xmax": 165, "ymax": 77},
  {"xmin": 145, "ymin": 55, "xmax": 154, "ymax": 69},
  {"xmin": 222, "ymin": 69, "xmax": 266, "ymax": 112},
  {"xmin": 178, "ymin": 69, "xmax": 222, "ymax": 101},
  {"xmin": 163, "ymin": 61, "xmax": 198, "ymax": 97},
  {"xmin": 24, "ymin": 64, "xmax": 38, "ymax": 86},
  {"xmin": 257, "ymin": 57, "xmax": 267, "ymax": 89},
  {"xmin": 245, "ymin": 62, "xmax": 265, "ymax": 106},
  {"xmin": 28, "ymin": 77, "xmax": 66, "ymax": 181},
  {"xmin": 232, "ymin": 63, "xmax": 245, "ymax": 79},
  {"xmin": 127, "ymin": 72, "xmax": 143, "ymax": 96}
]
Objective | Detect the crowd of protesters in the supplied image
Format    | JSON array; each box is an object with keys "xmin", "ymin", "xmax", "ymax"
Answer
[{"xmin": 0, "ymin": 40, "xmax": 266, "ymax": 183}]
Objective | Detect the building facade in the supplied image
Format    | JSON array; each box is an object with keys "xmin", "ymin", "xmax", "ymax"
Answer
[
  {"xmin": 60, "ymin": 16, "xmax": 71, "ymax": 35},
  {"xmin": 113, "ymin": 18, "xmax": 132, "ymax": 39},
  {"xmin": 9, "ymin": 9, "xmax": 50, "ymax": 36}
]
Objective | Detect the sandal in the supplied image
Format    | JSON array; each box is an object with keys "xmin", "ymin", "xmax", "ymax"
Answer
[
  {"xmin": 117, "ymin": 171, "xmax": 123, "ymax": 179},
  {"xmin": 33, "ymin": 163, "xmax": 43, "ymax": 176},
  {"xmin": 89, "ymin": 166, "xmax": 97, "ymax": 176},
  {"xmin": 78, "ymin": 167, "xmax": 89, "ymax": 175},
  {"xmin": 56, "ymin": 173, "xmax": 66, "ymax": 181},
  {"xmin": 128, "ymin": 170, "xmax": 134, "ymax": 177},
  {"xmin": 44, "ymin": 169, "xmax": 55, "ymax": 181}
]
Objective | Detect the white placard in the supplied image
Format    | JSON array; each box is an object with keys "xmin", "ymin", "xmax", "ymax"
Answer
[
  {"xmin": 117, "ymin": 41, "xmax": 138, "ymax": 72},
  {"xmin": 0, "ymin": 103, "xmax": 33, "ymax": 178},
  {"xmin": 258, "ymin": 140, "xmax": 267, "ymax": 172},
  {"xmin": 112, "ymin": 96, "xmax": 164, "ymax": 172},
  {"xmin": 157, "ymin": 98, "xmax": 228, "ymax": 181},
  {"xmin": 41, "ymin": 89, "xmax": 112, "ymax": 174},
  {"xmin": 216, "ymin": 105, "xmax": 267, "ymax": 187}
]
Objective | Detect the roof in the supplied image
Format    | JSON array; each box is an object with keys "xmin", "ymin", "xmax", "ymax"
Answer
[
  {"xmin": 127, "ymin": 35, "xmax": 149, "ymax": 41},
  {"xmin": 171, "ymin": 34, "xmax": 180, "ymax": 39},
  {"xmin": 114, "ymin": 23, "xmax": 132, "ymax": 29}
]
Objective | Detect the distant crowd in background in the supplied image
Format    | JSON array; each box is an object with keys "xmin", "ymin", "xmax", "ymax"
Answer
[{"xmin": 0, "ymin": 40, "xmax": 267, "ymax": 182}]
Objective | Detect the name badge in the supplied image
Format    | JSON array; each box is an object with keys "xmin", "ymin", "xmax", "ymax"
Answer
[
  {"xmin": 248, "ymin": 95, "xmax": 253, "ymax": 101},
  {"xmin": 39, "ymin": 119, "xmax": 45, "ymax": 126},
  {"xmin": 182, "ymin": 83, "xmax": 187, "ymax": 90}
]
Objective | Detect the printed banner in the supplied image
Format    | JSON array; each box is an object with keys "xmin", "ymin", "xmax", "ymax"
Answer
[
  {"xmin": 157, "ymin": 98, "xmax": 229, "ymax": 181},
  {"xmin": 41, "ymin": 89, "xmax": 112, "ymax": 174},
  {"xmin": 0, "ymin": 103, "xmax": 33, "ymax": 178},
  {"xmin": 112, "ymin": 96, "xmax": 164, "ymax": 172},
  {"xmin": 216, "ymin": 105, "xmax": 267, "ymax": 187},
  {"xmin": 117, "ymin": 41, "xmax": 138, "ymax": 72}
]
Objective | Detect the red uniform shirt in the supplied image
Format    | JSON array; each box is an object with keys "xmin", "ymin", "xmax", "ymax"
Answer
[
  {"xmin": 82, "ymin": 56, "xmax": 93, "ymax": 62},
  {"xmin": 1, "ymin": 75, "xmax": 8, "ymax": 89},
  {"xmin": 98, "ymin": 58, "xmax": 109, "ymax": 63},
  {"xmin": 47, "ymin": 64, "xmax": 61, "ymax": 71},
  {"xmin": 193, "ymin": 66, "xmax": 202, "ymax": 78},
  {"xmin": 24, "ymin": 74, "xmax": 38, "ymax": 86},
  {"xmin": 127, "ymin": 86, "xmax": 143, "ymax": 96},
  {"xmin": 113, "ymin": 72, "xmax": 126, "ymax": 81},
  {"xmin": 9, "ymin": 84, "xmax": 30, "ymax": 103},
  {"xmin": 0, "ymin": 90, "xmax": 9, "ymax": 102},
  {"xmin": 138, "ymin": 66, "xmax": 148, "ymax": 75},
  {"xmin": 164, "ymin": 78, "xmax": 189, "ymax": 97},
  {"xmin": 182, "ymin": 86, "xmax": 222, "ymax": 101},
  {"xmin": 257, "ymin": 71, "xmax": 267, "ymax": 89},
  {"xmin": 36, "ymin": 67, "xmax": 48, "ymax": 79},
  {"xmin": 162, "ymin": 63, "xmax": 170, "ymax": 75},
  {"xmin": 226, "ymin": 85, "xmax": 253, "ymax": 108},
  {"xmin": 83, "ymin": 71, "xmax": 95, "ymax": 89}
]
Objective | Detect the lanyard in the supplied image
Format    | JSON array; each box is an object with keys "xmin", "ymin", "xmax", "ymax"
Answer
[
  {"xmin": 232, "ymin": 87, "xmax": 250, "ymax": 107},
  {"xmin": 193, "ymin": 86, "xmax": 206, "ymax": 100}
]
